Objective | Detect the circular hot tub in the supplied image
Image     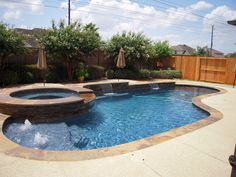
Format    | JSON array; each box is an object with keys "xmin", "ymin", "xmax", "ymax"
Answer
[
  {"xmin": 10, "ymin": 88, "xmax": 80, "ymax": 100},
  {"xmin": 0, "ymin": 86, "xmax": 96, "ymax": 121}
]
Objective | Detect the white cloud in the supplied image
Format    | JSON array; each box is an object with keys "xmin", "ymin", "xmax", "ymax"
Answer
[
  {"xmin": 152, "ymin": 34, "xmax": 180, "ymax": 43},
  {"xmin": 190, "ymin": 1, "xmax": 213, "ymax": 10},
  {"xmin": 0, "ymin": 0, "xmax": 43, "ymax": 20},
  {"xmin": 3, "ymin": 10, "xmax": 21, "ymax": 20},
  {"xmin": 202, "ymin": 6, "xmax": 236, "ymax": 53},
  {"xmin": 203, "ymin": 6, "xmax": 236, "ymax": 31},
  {"xmin": 71, "ymin": 0, "xmax": 207, "ymax": 39}
]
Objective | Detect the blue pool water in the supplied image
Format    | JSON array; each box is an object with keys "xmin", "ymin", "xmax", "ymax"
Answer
[
  {"xmin": 11, "ymin": 89, "xmax": 79, "ymax": 100},
  {"xmin": 4, "ymin": 86, "xmax": 216, "ymax": 151},
  {"xmin": 19, "ymin": 92, "xmax": 79, "ymax": 99}
]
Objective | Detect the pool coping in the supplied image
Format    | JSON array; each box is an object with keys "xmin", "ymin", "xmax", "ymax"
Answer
[{"xmin": 0, "ymin": 82, "xmax": 227, "ymax": 161}]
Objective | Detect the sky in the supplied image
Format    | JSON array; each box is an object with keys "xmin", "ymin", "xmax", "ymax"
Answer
[{"xmin": 0, "ymin": 0, "xmax": 236, "ymax": 54}]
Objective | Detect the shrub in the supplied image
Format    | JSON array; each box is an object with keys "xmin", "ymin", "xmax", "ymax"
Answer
[
  {"xmin": 46, "ymin": 71, "xmax": 60, "ymax": 83},
  {"xmin": 150, "ymin": 70, "xmax": 182, "ymax": 79},
  {"xmin": 114, "ymin": 69, "xmax": 137, "ymax": 79},
  {"xmin": 0, "ymin": 71, "xmax": 19, "ymax": 86},
  {"xmin": 87, "ymin": 65, "xmax": 105, "ymax": 80},
  {"xmin": 152, "ymin": 41, "xmax": 173, "ymax": 59},
  {"xmin": 39, "ymin": 21, "xmax": 101, "ymax": 80},
  {"xmin": 106, "ymin": 69, "xmax": 115, "ymax": 79},
  {"xmin": 138, "ymin": 69, "xmax": 151, "ymax": 80},
  {"xmin": 0, "ymin": 23, "xmax": 26, "ymax": 71},
  {"xmin": 105, "ymin": 31, "xmax": 153, "ymax": 70},
  {"xmin": 23, "ymin": 64, "xmax": 41, "ymax": 81},
  {"xmin": 19, "ymin": 71, "xmax": 34, "ymax": 84},
  {"xmin": 172, "ymin": 70, "xmax": 182, "ymax": 78}
]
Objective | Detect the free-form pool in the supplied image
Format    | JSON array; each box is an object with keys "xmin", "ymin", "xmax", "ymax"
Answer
[{"xmin": 4, "ymin": 86, "xmax": 217, "ymax": 151}]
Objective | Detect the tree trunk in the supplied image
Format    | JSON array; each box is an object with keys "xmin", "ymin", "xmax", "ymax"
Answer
[
  {"xmin": 65, "ymin": 56, "xmax": 74, "ymax": 81},
  {"xmin": 0, "ymin": 55, "xmax": 7, "ymax": 72}
]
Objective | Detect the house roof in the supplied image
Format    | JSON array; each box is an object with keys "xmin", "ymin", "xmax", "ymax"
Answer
[
  {"xmin": 207, "ymin": 48, "xmax": 224, "ymax": 55},
  {"xmin": 15, "ymin": 28, "xmax": 46, "ymax": 48},
  {"xmin": 227, "ymin": 19, "xmax": 236, "ymax": 26},
  {"xmin": 171, "ymin": 44, "xmax": 195, "ymax": 55},
  {"xmin": 203, "ymin": 47, "xmax": 224, "ymax": 57}
]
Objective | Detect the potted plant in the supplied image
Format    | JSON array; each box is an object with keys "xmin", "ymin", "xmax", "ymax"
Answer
[{"xmin": 75, "ymin": 69, "xmax": 89, "ymax": 83}]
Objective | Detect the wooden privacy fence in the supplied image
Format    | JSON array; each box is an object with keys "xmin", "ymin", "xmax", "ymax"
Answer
[{"xmin": 163, "ymin": 56, "xmax": 236, "ymax": 85}]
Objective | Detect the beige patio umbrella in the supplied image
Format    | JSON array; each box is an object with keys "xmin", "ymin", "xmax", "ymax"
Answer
[
  {"xmin": 116, "ymin": 48, "xmax": 126, "ymax": 82},
  {"xmin": 116, "ymin": 48, "xmax": 126, "ymax": 68},
  {"xmin": 37, "ymin": 48, "xmax": 47, "ymax": 86}
]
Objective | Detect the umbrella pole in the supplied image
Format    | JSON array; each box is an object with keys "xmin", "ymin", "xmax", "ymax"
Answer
[{"xmin": 43, "ymin": 70, "xmax": 46, "ymax": 87}]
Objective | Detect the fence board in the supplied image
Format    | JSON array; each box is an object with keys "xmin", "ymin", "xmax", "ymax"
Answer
[{"xmin": 168, "ymin": 56, "xmax": 236, "ymax": 85}]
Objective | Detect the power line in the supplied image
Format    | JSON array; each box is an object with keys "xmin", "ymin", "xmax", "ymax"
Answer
[
  {"xmin": 150, "ymin": 0, "xmax": 228, "ymax": 22},
  {"xmin": 151, "ymin": 0, "xmax": 228, "ymax": 25},
  {"xmin": 3, "ymin": 0, "xmax": 202, "ymax": 32},
  {"xmin": 75, "ymin": 0, "xmax": 236, "ymax": 32},
  {"xmin": 3, "ymin": 0, "xmax": 235, "ymax": 37}
]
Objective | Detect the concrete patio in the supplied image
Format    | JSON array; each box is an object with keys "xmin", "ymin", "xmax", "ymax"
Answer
[{"xmin": 0, "ymin": 80, "xmax": 235, "ymax": 177}]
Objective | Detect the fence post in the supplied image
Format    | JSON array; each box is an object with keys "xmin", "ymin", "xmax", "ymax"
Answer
[{"xmin": 195, "ymin": 56, "xmax": 201, "ymax": 81}]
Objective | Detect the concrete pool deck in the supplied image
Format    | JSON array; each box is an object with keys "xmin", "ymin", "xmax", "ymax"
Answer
[{"xmin": 0, "ymin": 80, "xmax": 235, "ymax": 177}]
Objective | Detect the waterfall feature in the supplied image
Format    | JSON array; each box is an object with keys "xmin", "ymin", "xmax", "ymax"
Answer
[
  {"xmin": 149, "ymin": 83, "xmax": 160, "ymax": 90},
  {"xmin": 99, "ymin": 84, "xmax": 114, "ymax": 96},
  {"xmin": 97, "ymin": 84, "xmax": 128, "ymax": 99}
]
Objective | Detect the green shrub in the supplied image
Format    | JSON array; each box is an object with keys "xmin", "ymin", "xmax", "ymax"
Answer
[
  {"xmin": 0, "ymin": 71, "xmax": 19, "ymax": 86},
  {"xmin": 114, "ymin": 69, "xmax": 137, "ymax": 79},
  {"xmin": 106, "ymin": 69, "xmax": 115, "ymax": 79},
  {"xmin": 23, "ymin": 64, "xmax": 41, "ymax": 81},
  {"xmin": 46, "ymin": 71, "xmax": 60, "ymax": 83},
  {"xmin": 150, "ymin": 70, "xmax": 182, "ymax": 79},
  {"xmin": 138, "ymin": 69, "xmax": 151, "ymax": 80},
  {"xmin": 87, "ymin": 65, "xmax": 105, "ymax": 80},
  {"xmin": 172, "ymin": 70, "xmax": 182, "ymax": 78},
  {"xmin": 19, "ymin": 71, "xmax": 34, "ymax": 84},
  {"xmin": 105, "ymin": 31, "xmax": 153, "ymax": 70}
]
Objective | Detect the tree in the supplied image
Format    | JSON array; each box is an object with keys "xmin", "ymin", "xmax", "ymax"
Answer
[
  {"xmin": 226, "ymin": 52, "xmax": 236, "ymax": 58},
  {"xmin": 105, "ymin": 31, "xmax": 153, "ymax": 70},
  {"xmin": 194, "ymin": 46, "xmax": 208, "ymax": 56},
  {"xmin": 39, "ymin": 20, "xmax": 101, "ymax": 80},
  {"xmin": 152, "ymin": 41, "xmax": 172, "ymax": 59},
  {"xmin": 0, "ymin": 23, "xmax": 26, "ymax": 71}
]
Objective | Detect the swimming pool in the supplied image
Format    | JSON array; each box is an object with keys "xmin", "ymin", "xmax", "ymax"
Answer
[{"xmin": 3, "ymin": 85, "xmax": 217, "ymax": 151}]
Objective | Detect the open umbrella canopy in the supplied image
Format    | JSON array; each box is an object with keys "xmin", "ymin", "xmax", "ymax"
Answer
[
  {"xmin": 37, "ymin": 48, "xmax": 47, "ymax": 70},
  {"xmin": 116, "ymin": 48, "xmax": 126, "ymax": 69}
]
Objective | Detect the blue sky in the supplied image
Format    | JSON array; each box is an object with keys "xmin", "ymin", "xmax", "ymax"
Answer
[{"xmin": 0, "ymin": 0, "xmax": 236, "ymax": 54}]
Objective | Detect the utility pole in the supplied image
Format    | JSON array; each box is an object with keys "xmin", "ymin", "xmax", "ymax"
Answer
[
  {"xmin": 210, "ymin": 25, "xmax": 214, "ymax": 56},
  {"xmin": 68, "ymin": 0, "xmax": 71, "ymax": 25}
]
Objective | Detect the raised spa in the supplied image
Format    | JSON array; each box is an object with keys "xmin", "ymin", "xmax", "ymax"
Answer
[
  {"xmin": 10, "ymin": 88, "xmax": 80, "ymax": 100},
  {"xmin": 0, "ymin": 87, "xmax": 95, "ymax": 120},
  {"xmin": 3, "ymin": 85, "xmax": 217, "ymax": 151}
]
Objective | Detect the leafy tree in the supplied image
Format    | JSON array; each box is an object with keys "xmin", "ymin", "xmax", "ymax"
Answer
[
  {"xmin": 105, "ymin": 31, "xmax": 153, "ymax": 70},
  {"xmin": 194, "ymin": 46, "xmax": 208, "ymax": 56},
  {"xmin": 0, "ymin": 23, "xmax": 26, "ymax": 71},
  {"xmin": 226, "ymin": 52, "xmax": 236, "ymax": 58},
  {"xmin": 152, "ymin": 41, "xmax": 172, "ymax": 59},
  {"xmin": 39, "ymin": 20, "xmax": 101, "ymax": 80}
]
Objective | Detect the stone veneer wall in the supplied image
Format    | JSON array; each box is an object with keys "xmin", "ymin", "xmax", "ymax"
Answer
[{"xmin": 84, "ymin": 82, "xmax": 175, "ymax": 96}]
